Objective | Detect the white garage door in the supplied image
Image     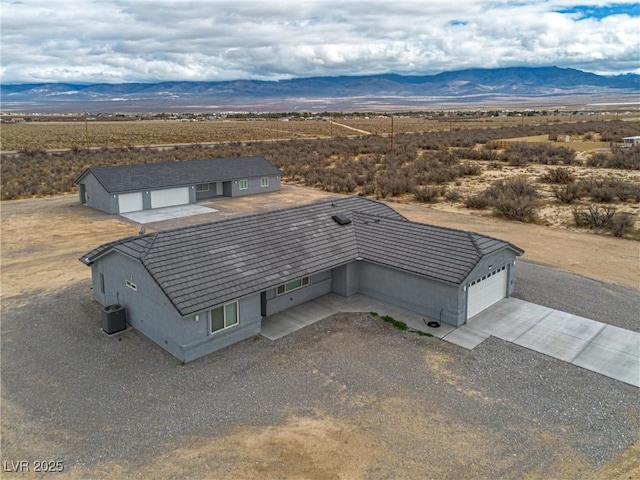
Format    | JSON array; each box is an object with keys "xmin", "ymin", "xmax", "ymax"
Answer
[
  {"xmin": 118, "ymin": 192, "xmax": 143, "ymax": 213},
  {"xmin": 466, "ymin": 265, "xmax": 508, "ymax": 319},
  {"xmin": 150, "ymin": 187, "xmax": 190, "ymax": 209}
]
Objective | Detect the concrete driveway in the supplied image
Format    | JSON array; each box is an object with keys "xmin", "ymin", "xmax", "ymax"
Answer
[
  {"xmin": 120, "ymin": 204, "xmax": 217, "ymax": 223},
  {"xmin": 446, "ymin": 297, "xmax": 639, "ymax": 387},
  {"xmin": 262, "ymin": 294, "xmax": 639, "ymax": 387}
]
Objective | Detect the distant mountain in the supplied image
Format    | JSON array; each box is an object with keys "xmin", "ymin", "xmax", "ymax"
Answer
[{"xmin": 1, "ymin": 67, "xmax": 638, "ymax": 113}]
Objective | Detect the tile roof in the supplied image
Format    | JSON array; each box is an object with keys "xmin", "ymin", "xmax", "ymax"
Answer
[
  {"xmin": 81, "ymin": 197, "xmax": 523, "ymax": 316},
  {"xmin": 75, "ymin": 156, "xmax": 281, "ymax": 193}
]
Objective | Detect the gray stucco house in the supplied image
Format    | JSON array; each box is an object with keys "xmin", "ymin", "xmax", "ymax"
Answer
[
  {"xmin": 74, "ymin": 156, "xmax": 282, "ymax": 214},
  {"xmin": 80, "ymin": 197, "xmax": 523, "ymax": 362}
]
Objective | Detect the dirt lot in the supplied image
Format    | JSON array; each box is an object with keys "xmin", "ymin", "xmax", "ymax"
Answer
[{"xmin": 1, "ymin": 185, "xmax": 638, "ymax": 479}]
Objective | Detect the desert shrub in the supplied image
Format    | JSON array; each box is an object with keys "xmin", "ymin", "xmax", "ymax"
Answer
[
  {"xmin": 375, "ymin": 171, "xmax": 410, "ymax": 198},
  {"xmin": 609, "ymin": 213, "xmax": 636, "ymax": 237},
  {"xmin": 612, "ymin": 182, "xmax": 639, "ymax": 202},
  {"xmin": 589, "ymin": 187, "xmax": 615, "ymax": 203},
  {"xmin": 572, "ymin": 205, "xmax": 616, "ymax": 230},
  {"xmin": 433, "ymin": 150, "xmax": 459, "ymax": 165},
  {"xmin": 484, "ymin": 176, "xmax": 540, "ymax": 222},
  {"xmin": 586, "ymin": 152, "xmax": 607, "ymax": 167},
  {"xmin": 360, "ymin": 183, "xmax": 376, "ymax": 196},
  {"xmin": 540, "ymin": 167, "xmax": 575, "ymax": 184},
  {"xmin": 457, "ymin": 163, "xmax": 482, "ymax": 176},
  {"xmin": 457, "ymin": 146, "xmax": 499, "ymax": 161},
  {"xmin": 444, "ymin": 189, "xmax": 461, "ymax": 201},
  {"xmin": 503, "ymin": 144, "xmax": 531, "ymax": 166},
  {"xmin": 552, "ymin": 183, "xmax": 584, "ymax": 203},
  {"xmin": 579, "ymin": 177, "xmax": 606, "ymax": 192},
  {"xmin": 413, "ymin": 185, "xmax": 443, "ymax": 203},
  {"xmin": 604, "ymin": 146, "xmax": 640, "ymax": 170},
  {"xmin": 502, "ymin": 143, "xmax": 577, "ymax": 166},
  {"xmin": 581, "ymin": 178, "xmax": 638, "ymax": 203},
  {"xmin": 464, "ymin": 194, "xmax": 489, "ymax": 209}
]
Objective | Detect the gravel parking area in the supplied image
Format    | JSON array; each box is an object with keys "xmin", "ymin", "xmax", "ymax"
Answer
[{"xmin": 1, "ymin": 280, "xmax": 637, "ymax": 479}]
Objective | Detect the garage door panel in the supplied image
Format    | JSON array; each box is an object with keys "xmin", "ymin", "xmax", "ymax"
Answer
[
  {"xmin": 118, "ymin": 192, "xmax": 143, "ymax": 213},
  {"xmin": 150, "ymin": 187, "xmax": 190, "ymax": 209},
  {"xmin": 467, "ymin": 267, "xmax": 507, "ymax": 319}
]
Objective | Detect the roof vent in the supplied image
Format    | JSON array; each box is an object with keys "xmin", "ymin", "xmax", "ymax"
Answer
[{"xmin": 332, "ymin": 214, "xmax": 352, "ymax": 225}]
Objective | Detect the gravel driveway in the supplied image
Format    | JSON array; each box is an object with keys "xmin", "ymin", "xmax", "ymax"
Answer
[{"xmin": 1, "ymin": 271, "xmax": 637, "ymax": 479}]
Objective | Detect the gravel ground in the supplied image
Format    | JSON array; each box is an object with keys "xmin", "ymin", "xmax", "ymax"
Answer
[
  {"xmin": 1, "ymin": 276, "xmax": 638, "ymax": 479},
  {"xmin": 514, "ymin": 260, "xmax": 640, "ymax": 332}
]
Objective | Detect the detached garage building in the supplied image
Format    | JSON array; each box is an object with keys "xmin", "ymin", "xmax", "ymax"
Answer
[
  {"xmin": 75, "ymin": 156, "xmax": 282, "ymax": 214},
  {"xmin": 80, "ymin": 197, "xmax": 523, "ymax": 363}
]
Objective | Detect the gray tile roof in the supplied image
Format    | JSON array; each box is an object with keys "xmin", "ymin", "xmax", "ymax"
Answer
[
  {"xmin": 75, "ymin": 156, "xmax": 281, "ymax": 193},
  {"xmin": 81, "ymin": 197, "xmax": 523, "ymax": 316},
  {"xmin": 353, "ymin": 212, "xmax": 515, "ymax": 285}
]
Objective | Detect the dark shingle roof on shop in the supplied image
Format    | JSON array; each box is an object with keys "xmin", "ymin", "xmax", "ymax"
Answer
[{"xmin": 75, "ymin": 156, "xmax": 281, "ymax": 193}]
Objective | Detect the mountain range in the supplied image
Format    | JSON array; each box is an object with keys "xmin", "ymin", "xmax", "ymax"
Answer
[{"xmin": 2, "ymin": 67, "xmax": 638, "ymax": 113}]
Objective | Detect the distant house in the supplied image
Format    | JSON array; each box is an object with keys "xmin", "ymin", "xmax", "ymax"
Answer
[
  {"xmin": 74, "ymin": 156, "xmax": 282, "ymax": 214},
  {"xmin": 621, "ymin": 136, "xmax": 640, "ymax": 147},
  {"xmin": 80, "ymin": 197, "xmax": 524, "ymax": 363}
]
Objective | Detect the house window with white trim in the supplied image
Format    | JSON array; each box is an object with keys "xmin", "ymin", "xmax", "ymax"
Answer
[
  {"xmin": 260, "ymin": 177, "xmax": 269, "ymax": 187},
  {"xmin": 210, "ymin": 301, "xmax": 239, "ymax": 334},
  {"xmin": 276, "ymin": 276, "xmax": 309, "ymax": 295},
  {"xmin": 239, "ymin": 179, "xmax": 248, "ymax": 190},
  {"xmin": 196, "ymin": 183, "xmax": 209, "ymax": 192}
]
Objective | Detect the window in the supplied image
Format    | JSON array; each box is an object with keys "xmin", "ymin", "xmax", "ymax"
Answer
[
  {"xmin": 276, "ymin": 276, "xmax": 309, "ymax": 295},
  {"xmin": 196, "ymin": 183, "xmax": 209, "ymax": 192},
  {"xmin": 239, "ymin": 179, "xmax": 248, "ymax": 190},
  {"xmin": 126, "ymin": 279, "xmax": 137, "ymax": 291},
  {"xmin": 260, "ymin": 177, "xmax": 269, "ymax": 187},
  {"xmin": 100, "ymin": 273, "xmax": 105, "ymax": 293},
  {"xmin": 210, "ymin": 301, "xmax": 239, "ymax": 334}
]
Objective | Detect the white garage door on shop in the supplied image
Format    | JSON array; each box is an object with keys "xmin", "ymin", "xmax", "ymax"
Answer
[
  {"xmin": 150, "ymin": 187, "xmax": 190, "ymax": 209},
  {"xmin": 466, "ymin": 265, "xmax": 508, "ymax": 319},
  {"xmin": 118, "ymin": 192, "xmax": 143, "ymax": 213}
]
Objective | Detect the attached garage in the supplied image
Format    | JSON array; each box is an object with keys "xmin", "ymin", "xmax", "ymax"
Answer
[
  {"xmin": 150, "ymin": 187, "xmax": 190, "ymax": 209},
  {"xmin": 466, "ymin": 265, "xmax": 508, "ymax": 319},
  {"xmin": 118, "ymin": 192, "xmax": 143, "ymax": 213}
]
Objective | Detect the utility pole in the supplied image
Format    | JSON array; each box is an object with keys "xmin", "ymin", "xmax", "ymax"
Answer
[
  {"xmin": 390, "ymin": 114, "xmax": 394, "ymax": 153},
  {"xmin": 85, "ymin": 114, "xmax": 89, "ymax": 149}
]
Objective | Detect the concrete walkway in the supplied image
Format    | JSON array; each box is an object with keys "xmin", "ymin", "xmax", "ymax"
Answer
[{"xmin": 261, "ymin": 294, "xmax": 639, "ymax": 387}]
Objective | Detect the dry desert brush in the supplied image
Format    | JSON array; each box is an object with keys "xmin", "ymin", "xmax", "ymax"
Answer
[
  {"xmin": 484, "ymin": 176, "xmax": 540, "ymax": 222},
  {"xmin": 572, "ymin": 205, "xmax": 636, "ymax": 237}
]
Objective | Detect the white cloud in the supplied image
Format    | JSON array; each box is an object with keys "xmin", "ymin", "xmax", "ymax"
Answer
[{"xmin": 1, "ymin": 0, "xmax": 638, "ymax": 83}]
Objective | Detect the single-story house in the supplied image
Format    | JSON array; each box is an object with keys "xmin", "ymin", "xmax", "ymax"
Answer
[
  {"xmin": 621, "ymin": 136, "xmax": 640, "ymax": 147},
  {"xmin": 74, "ymin": 156, "xmax": 282, "ymax": 214},
  {"xmin": 80, "ymin": 197, "xmax": 524, "ymax": 362}
]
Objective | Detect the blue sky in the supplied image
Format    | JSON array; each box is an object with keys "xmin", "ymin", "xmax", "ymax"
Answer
[
  {"xmin": 556, "ymin": 3, "xmax": 639, "ymax": 18},
  {"xmin": 1, "ymin": 0, "xmax": 638, "ymax": 84}
]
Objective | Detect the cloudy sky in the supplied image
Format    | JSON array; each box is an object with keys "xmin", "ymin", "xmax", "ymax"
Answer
[{"xmin": 1, "ymin": 0, "xmax": 638, "ymax": 84}]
